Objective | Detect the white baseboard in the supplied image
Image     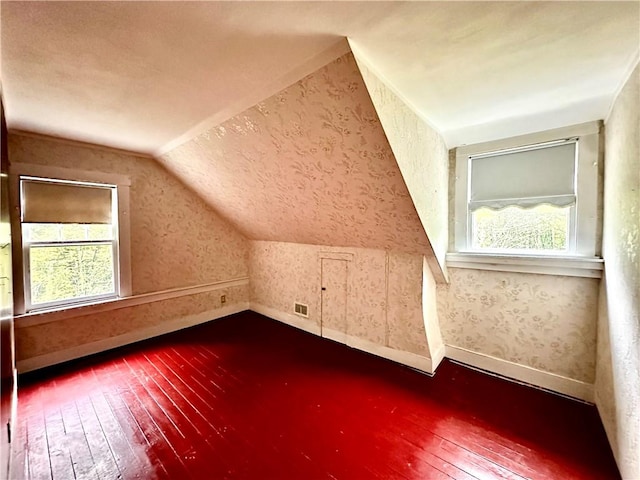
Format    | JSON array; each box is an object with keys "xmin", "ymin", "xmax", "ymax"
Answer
[
  {"xmin": 17, "ymin": 302, "xmax": 249, "ymax": 374},
  {"xmin": 430, "ymin": 343, "xmax": 446, "ymax": 372},
  {"xmin": 250, "ymin": 303, "xmax": 436, "ymax": 374},
  {"xmin": 19, "ymin": 302, "xmax": 591, "ymax": 403},
  {"xmin": 322, "ymin": 326, "xmax": 349, "ymax": 344},
  {"xmin": 250, "ymin": 302, "xmax": 321, "ymax": 335},
  {"xmin": 322, "ymin": 326, "xmax": 436, "ymax": 374},
  {"xmin": 445, "ymin": 345, "xmax": 594, "ymax": 403}
]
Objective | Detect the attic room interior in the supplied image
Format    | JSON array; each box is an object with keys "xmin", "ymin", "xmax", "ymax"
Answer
[{"xmin": 0, "ymin": 1, "xmax": 639, "ymax": 479}]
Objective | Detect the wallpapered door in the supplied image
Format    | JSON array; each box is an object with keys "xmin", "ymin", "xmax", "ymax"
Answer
[{"xmin": 321, "ymin": 259, "xmax": 348, "ymax": 335}]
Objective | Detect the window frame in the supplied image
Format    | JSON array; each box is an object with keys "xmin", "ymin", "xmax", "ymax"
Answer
[
  {"xmin": 21, "ymin": 177, "xmax": 120, "ymax": 311},
  {"xmin": 9, "ymin": 164, "xmax": 132, "ymax": 314},
  {"xmin": 453, "ymin": 121, "xmax": 602, "ymax": 259}
]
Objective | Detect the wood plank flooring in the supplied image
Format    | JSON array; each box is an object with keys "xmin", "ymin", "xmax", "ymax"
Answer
[{"xmin": 10, "ymin": 312, "xmax": 619, "ymax": 479}]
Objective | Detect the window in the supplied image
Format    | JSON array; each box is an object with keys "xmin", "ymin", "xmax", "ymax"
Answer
[
  {"xmin": 467, "ymin": 139, "xmax": 577, "ymax": 254},
  {"xmin": 9, "ymin": 163, "xmax": 132, "ymax": 314},
  {"xmin": 453, "ymin": 122, "xmax": 601, "ymax": 259},
  {"xmin": 20, "ymin": 178, "xmax": 119, "ymax": 310}
]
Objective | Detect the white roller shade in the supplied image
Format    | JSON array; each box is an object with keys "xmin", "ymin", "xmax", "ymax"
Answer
[
  {"xmin": 469, "ymin": 141, "xmax": 577, "ymax": 211},
  {"xmin": 21, "ymin": 179, "xmax": 113, "ymax": 224}
]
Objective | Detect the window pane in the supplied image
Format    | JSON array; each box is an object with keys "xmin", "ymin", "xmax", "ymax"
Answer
[
  {"xmin": 59, "ymin": 224, "xmax": 113, "ymax": 241},
  {"xmin": 471, "ymin": 205, "xmax": 570, "ymax": 252},
  {"xmin": 24, "ymin": 224, "xmax": 113, "ymax": 242},
  {"xmin": 86, "ymin": 224, "xmax": 112, "ymax": 240},
  {"xmin": 24, "ymin": 224, "xmax": 60, "ymax": 242},
  {"xmin": 60, "ymin": 224, "xmax": 85, "ymax": 241},
  {"xmin": 29, "ymin": 244, "xmax": 115, "ymax": 305}
]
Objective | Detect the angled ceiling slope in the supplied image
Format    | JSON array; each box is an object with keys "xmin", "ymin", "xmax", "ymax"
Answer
[
  {"xmin": 353, "ymin": 50, "xmax": 450, "ymax": 279},
  {"xmin": 3, "ymin": 2, "xmax": 638, "ymax": 154},
  {"xmin": 159, "ymin": 52, "xmax": 441, "ymax": 273},
  {"xmin": 0, "ymin": 1, "xmax": 352, "ymax": 155}
]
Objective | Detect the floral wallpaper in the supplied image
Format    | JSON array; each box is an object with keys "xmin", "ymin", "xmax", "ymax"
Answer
[
  {"xmin": 597, "ymin": 63, "xmax": 639, "ymax": 478},
  {"xmin": 16, "ymin": 283, "xmax": 248, "ymax": 360},
  {"xmin": 344, "ymin": 248, "xmax": 387, "ymax": 346},
  {"xmin": 355, "ymin": 56, "xmax": 449, "ymax": 279},
  {"xmin": 9, "ymin": 133, "xmax": 250, "ymax": 365},
  {"xmin": 249, "ymin": 241, "xmax": 435, "ymax": 358},
  {"xmin": 436, "ymin": 268, "xmax": 599, "ymax": 383},
  {"xmin": 160, "ymin": 53, "xmax": 434, "ymax": 257},
  {"xmin": 386, "ymin": 252, "xmax": 430, "ymax": 356},
  {"xmin": 250, "ymin": 241, "xmax": 321, "ymax": 325},
  {"xmin": 9, "ymin": 133, "xmax": 249, "ymax": 294}
]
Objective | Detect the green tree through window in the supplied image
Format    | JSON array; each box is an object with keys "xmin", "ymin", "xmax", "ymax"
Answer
[
  {"xmin": 24, "ymin": 223, "xmax": 116, "ymax": 308},
  {"xmin": 472, "ymin": 205, "xmax": 569, "ymax": 252},
  {"xmin": 30, "ymin": 243, "xmax": 114, "ymax": 305}
]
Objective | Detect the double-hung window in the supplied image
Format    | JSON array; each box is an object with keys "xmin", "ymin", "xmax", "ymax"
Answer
[
  {"xmin": 452, "ymin": 121, "xmax": 602, "ymax": 266},
  {"xmin": 467, "ymin": 139, "xmax": 577, "ymax": 254},
  {"xmin": 20, "ymin": 177, "xmax": 119, "ymax": 310}
]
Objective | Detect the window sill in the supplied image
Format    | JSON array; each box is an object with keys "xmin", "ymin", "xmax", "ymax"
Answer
[{"xmin": 446, "ymin": 253, "xmax": 603, "ymax": 278}]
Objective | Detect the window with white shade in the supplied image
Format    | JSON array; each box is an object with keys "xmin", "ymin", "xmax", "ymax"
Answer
[
  {"xmin": 468, "ymin": 139, "xmax": 577, "ymax": 254},
  {"xmin": 20, "ymin": 177, "xmax": 119, "ymax": 310},
  {"xmin": 453, "ymin": 122, "xmax": 601, "ymax": 259}
]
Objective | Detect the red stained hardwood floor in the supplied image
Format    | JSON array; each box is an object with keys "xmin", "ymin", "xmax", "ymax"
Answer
[{"xmin": 10, "ymin": 312, "xmax": 619, "ymax": 479}]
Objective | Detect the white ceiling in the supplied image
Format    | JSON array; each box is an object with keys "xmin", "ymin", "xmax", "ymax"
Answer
[{"xmin": 2, "ymin": 1, "xmax": 639, "ymax": 154}]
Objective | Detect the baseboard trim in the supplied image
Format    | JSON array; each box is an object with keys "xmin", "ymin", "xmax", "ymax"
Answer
[
  {"xmin": 250, "ymin": 303, "xmax": 436, "ymax": 374},
  {"xmin": 17, "ymin": 302, "xmax": 249, "ymax": 374},
  {"xmin": 322, "ymin": 327, "xmax": 349, "ymax": 345},
  {"xmin": 430, "ymin": 343, "xmax": 446, "ymax": 372},
  {"xmin": 250, "ymin": 303, "xmax": 321, "ymax": 336},
  {"xmin": 322, "ymin": 326, "xmax": 435, "ymax": 374},
  {"xmin": 445, "ymin": 345, "xmax": 594, "ymax": 402}
]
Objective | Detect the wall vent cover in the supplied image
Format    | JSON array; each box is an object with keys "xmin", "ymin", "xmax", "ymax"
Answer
[{"xmin": 294, "ymin": 302, "xmax": 309, "ymax": 318}]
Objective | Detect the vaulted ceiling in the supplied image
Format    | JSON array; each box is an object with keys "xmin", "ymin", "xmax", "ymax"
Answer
[
  {"xmin": 2, "ymin": 2, "xmax": 638, "ymax": 155},
  {"xmin": 159, "ymin": 53, "xmax": 439, "ymax": 262},
  {"xmin": 1, "ymin": 1, "xmax": 639, "ymax": 279}
]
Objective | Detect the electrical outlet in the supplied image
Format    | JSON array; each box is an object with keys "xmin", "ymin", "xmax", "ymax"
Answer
[{"xmin": 220, "ymin": 295, "xmax": 226, "ymax": 304}]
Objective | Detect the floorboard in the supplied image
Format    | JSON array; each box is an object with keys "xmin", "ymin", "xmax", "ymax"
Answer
[{"xmin": 10, "ymin": 312, "xmax": 620, "ymax": 479}]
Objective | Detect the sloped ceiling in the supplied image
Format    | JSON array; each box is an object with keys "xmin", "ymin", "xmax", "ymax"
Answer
[
  {"xmin": 1, "ymin": 2, "xmax": 638, "ymax": 153},
  {"xmin": 355, "ymin": 54, "xmax": 450, "ymax": 276},
  {"xmin": 2, "ymin": 1, "xmax": 638, "ymax": 280},
  {"xmin": 159, "ymin": 53, "xmax": 438, "ymax": 261}
]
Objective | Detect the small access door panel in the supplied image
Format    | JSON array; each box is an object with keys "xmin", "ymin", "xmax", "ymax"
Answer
[{"xmin": 320, "ymin": 258, "xmax": 348, "ymax": 339}]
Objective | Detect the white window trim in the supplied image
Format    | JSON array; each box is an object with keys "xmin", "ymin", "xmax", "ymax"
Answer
[
  {"xmin": 446, "ymin": 252, "xmax": 603, "ymax": 278},
  {"xmin": 451, "ymin": 121, "xmax": 602, "ymax": 277},
  {"xmin": 9, "ymin": 163, "xmax": 132, "ymax": 314}
]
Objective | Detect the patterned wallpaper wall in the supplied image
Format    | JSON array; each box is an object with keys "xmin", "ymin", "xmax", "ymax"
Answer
[
  {"xmin": 437, "ymin": 268, "xmax": 599, "ymax": 383},
  {"xmin": 355, "ymin": 56, "xmax": 450, "ymax": 280},
  {"xmin": 9, "ymin": 134, "xmax": 249, "ymax": 294},
  {"xmin": 386, "ymin": 251, "xmax": 432, "ymax": 356},
  {"xmin": 596, "ymin": 63, "xmax": 639, "ymax": 478},
  {"xmin": 16, "ymin": 284, "xmax": 248, "ymax": 361},
  {"xmin": 8, "ymin": 59, "xmax": 614, "ymax": 431},
  {"xmin": 250, "ymin": 240, "xmax": 599, "ymax": 387},
  {"xmin": 251, "ymin": 241, "xmax": 322, "ymax": 325},
  {"xmin": 160, "ymin": 53, "xmax": 435, "ymax": 258},
  {"xmin": 9, "ymin": 133, "xmax": 250, "ymax": 364},
  {"xmin": 250, "ymin": 241, "xmax": 433, "ymax": 358}
]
